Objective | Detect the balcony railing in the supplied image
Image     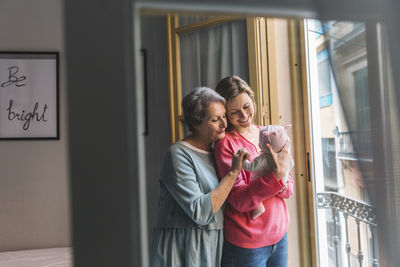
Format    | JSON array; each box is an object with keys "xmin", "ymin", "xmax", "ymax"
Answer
[
  {"xmin": 317, "ymin": 192, "xmax": 379, "ymax": 267},
  {"xmin": 337, "ymin": 130, "xmax": 372, "ymax": 161}
]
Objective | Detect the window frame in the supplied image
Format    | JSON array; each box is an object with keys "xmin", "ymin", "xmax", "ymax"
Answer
[{"xmin": 167, "ymin": 15, "xmax": 316, "ymax": 267}]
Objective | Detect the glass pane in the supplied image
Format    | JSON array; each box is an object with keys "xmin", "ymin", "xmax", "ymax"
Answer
[
  {"xmin": 305, "ymin": 19, "xmax": 377, "ymax": 267},
  {"xmin": 179, "ymin": 19, "xmax": 249, "ymax": 136}
]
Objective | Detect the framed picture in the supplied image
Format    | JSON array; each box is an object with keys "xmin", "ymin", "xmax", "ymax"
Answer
[{"xmin": 0, "ymin": 52, "xmax": 59, "ymax": 140}]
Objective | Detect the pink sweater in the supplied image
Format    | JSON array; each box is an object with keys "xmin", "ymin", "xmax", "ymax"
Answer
[{"xmin": 214, "ymin": 130, "xmax": 294, "ymax": 248}]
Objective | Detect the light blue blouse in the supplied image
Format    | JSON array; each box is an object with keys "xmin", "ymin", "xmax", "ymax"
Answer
[{"xmin": 149, "ymin": 141, "xmax": 224, "ymax": 267}]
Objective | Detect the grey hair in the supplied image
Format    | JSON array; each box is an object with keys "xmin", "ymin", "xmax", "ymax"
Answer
[{"xmin": 182, "ymin": 87, "xmax": 226, "ymax": 132}]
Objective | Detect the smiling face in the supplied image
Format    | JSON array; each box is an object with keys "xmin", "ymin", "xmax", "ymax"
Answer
[
  {"xmin": 226, "ymin": 92, "xmax": 255, "ymax": 131},
  {"xmin": 194, "ymin": 101, "xmax": 227, "ymax": 143}
]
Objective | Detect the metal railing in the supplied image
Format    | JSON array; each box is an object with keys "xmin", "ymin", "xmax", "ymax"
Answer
[{"xmin": 317, "ymin": 192, "xmax": 379, "ymax": 267}]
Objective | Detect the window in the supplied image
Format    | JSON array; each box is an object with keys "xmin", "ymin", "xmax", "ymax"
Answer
[
  {"xmin": 318, "ymin": 53, "xmax": 333, "ymax": 108},
  {"xmin": 304, "ymin": 19, "xmax": 378, "ymax": 267},
  {"xmin": 167, "ymin": 15, "xmax": 277, "ymax": 142},
  {"xmin": 353, "ymin": 66, "xmax": 370, "ymax": 130},
  {"xmin": 321, "ymin": 138, "xmax": 338, "ymax": 191}
]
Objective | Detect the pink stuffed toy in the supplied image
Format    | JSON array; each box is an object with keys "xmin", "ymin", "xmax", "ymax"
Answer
[{"xmin": 243, "ymin": 124, "xmax": 294, "ymax": 219}]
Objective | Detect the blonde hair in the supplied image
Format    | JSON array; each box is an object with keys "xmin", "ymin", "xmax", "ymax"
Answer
[{"xmin": 215, "ymin": 76, "xmax": 255, "ymax": 103}]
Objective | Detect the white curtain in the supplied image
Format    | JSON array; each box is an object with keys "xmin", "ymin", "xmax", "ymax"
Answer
[{"xmin": 179, "ymin": 19, "xmax": 249, "ymax": 98}]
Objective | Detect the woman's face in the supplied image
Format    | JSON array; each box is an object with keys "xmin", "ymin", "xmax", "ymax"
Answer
[
  {"xmin": 226, "ymin": 92, "xmax": 255, "ymax": 130},
  {"xmin": 194, "ymin": 101, "xmax": 227, "ymax": 142}
]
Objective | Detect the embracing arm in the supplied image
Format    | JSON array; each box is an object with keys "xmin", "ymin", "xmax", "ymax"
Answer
[
  {"xmin": 162, "ymin": 146, "xmax": 247, "ymax": 225},
  {"xmin": 209, "ymin": 148, "xmax": 248, "ymax": 213},
  {"xmin": 209, "ymin": 170, "xmax": 239, "ymax": 213}
]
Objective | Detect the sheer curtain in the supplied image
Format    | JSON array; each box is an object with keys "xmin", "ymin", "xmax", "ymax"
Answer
[
  {"xmin": 323, "ymin": 19, "xmax": 400, "ymax": 266},
  {"xmin": 322, "ymin": 21, "xmax": 373, "ymax": 186},
  {"xmin": 179, "ymin": 19, "xmax": 249, "ymax": 98}
]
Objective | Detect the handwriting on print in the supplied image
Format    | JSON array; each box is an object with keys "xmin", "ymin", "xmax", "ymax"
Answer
[
  {"xmin": 1, "ymin": 66, "xmax": 27, "ymax": 87},
  {"xmin": 6, "ymin": 99, "xmax": 48, "ymax": 131}
]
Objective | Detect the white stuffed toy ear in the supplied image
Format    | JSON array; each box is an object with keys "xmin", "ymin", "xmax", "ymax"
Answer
[{"xmin": 284, "ymin": 124, "xmax": 292, "ymax": 131}]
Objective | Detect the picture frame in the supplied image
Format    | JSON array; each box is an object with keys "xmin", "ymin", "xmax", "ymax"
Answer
[{"xmin": 0, "ymin": 52, "xmax": 59, "ymax": 140}]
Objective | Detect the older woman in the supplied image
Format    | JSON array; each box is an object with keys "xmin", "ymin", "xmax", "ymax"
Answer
[
  {"xmin": 214, "ymin": 76, "xmax": 294, "ymax": 267},
  {"xmin": 149, "ymin": 87, "xmax": 249, "ymax": 267}
]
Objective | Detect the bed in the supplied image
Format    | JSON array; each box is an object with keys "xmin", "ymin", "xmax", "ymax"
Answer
[{"xmin": 0, "ymin": 247, "xmax": 72, "ymax": 267}]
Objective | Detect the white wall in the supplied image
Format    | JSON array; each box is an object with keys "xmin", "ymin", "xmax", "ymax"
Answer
[{"xmin": 0, "ymin": 0, "xmax": 70, "ymax": 251}]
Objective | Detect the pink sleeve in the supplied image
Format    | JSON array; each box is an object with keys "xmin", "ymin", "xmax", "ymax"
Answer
[
  {"xmin": 214, "ymin": 137, "xmax": 285, "ymax": 213},
  {"xmin": 276, "ymin": 173, "xmax": 294, "ymax": 199}
]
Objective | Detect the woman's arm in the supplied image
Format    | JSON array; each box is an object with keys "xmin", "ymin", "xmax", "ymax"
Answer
[
  {"xmin": 267, "ymin": 142, "xmax": 292, "ymax": 180},
  {"xmin": 209, "ymin": 149, "xmax": 248, "ymax": 213},
  {"xmin": 161, "ymin": 145, "xmax": 247, "ymax": 225},
  {"xmin": 268, "ymin": 141, "xmax": 294, "ymax": 199},
  {"xmin": 276, "ymin": 174, "xmax": 294, "ymax": 199}
]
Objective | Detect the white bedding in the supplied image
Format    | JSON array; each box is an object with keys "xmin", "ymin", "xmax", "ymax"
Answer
[{"xmin": 0, "ymin": 247, "xmax": 72, "ymax": 267}]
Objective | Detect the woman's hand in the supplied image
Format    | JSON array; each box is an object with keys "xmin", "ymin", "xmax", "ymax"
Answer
[
  {"xmin": 230, "ymin": 148, "xmax": 250, "ymax": 174},
  {"xmin": 267, "ymin": 141, "xmax": 292, "ymax": 180},
  {"xmin": 210, "ymin": 148, "xmax": 249, "ymax": 214}
]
